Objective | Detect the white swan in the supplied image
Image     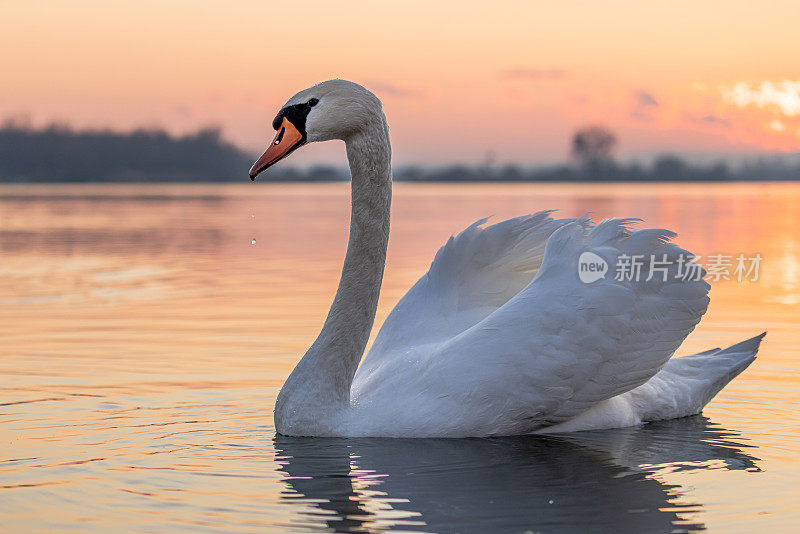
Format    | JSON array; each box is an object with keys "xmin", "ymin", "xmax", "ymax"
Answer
[{"xmin": 249, "ymin": 79, "xmax": 764, "ymax": 438}]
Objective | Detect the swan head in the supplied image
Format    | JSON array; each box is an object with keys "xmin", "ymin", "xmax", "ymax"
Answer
[{"xmin": 249, "ymin": 79, "xmax": 383, "ymax": 180}]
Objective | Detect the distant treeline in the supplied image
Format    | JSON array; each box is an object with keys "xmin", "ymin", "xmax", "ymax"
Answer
[
  {"xmin": 0, "ymin": 122, "xmax": 253, "ymax": 182},
  {"xmin": 393, "ymin": 156, "xmax": 800, "ymax": 182},
  {"xmin": 0, "ymin": 122, "xmax": 798, "ymax": 182},
  {"xmin": 261, "ymin": 157, "xmax": 800, "ymax": 182}
]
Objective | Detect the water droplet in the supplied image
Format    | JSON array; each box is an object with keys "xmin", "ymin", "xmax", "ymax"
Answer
[{"xmin": 250, "ymin": 238, "xmax": 257, "ymax": 245}]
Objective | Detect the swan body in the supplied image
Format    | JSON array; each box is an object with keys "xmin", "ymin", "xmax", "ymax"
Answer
[{"xmin": 250, "ymin": 79, "xmax": 763, "ymax": 438}]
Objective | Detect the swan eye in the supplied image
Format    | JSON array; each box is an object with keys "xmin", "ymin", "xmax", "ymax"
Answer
[
  {"xmin": 307, "ymin": 98, "xmax": 319, "ymax": 107},
  {"xmin": 273, "ymin": 127, "xmax": 285, "ymax": 145}
]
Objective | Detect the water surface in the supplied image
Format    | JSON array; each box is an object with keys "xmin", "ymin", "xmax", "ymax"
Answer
[{"xmin": 1, "ymin": 182, "xmax": 798, "ymax": 532}]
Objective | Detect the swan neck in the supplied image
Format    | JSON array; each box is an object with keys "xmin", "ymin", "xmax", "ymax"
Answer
[{"xmin": 278, "ymin": 117, "xmax": 391, "ymax": 419}]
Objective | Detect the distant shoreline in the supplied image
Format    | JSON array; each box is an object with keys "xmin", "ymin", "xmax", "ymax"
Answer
[
  {"xmin": 2, "ymin": 177, "xmax": 799, "ymax": 184},
  {"xmin": 1, "ymin": 179, "xmax": 797, "ymax": 188},
  {"xmin": 2, "ymin": 123, "xmax": 798, "ymax": 183}
]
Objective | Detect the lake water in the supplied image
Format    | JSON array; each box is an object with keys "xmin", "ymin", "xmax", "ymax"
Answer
[{"xmin": 1, "ymin": 182, "xmax": 798, "ymax": 533}]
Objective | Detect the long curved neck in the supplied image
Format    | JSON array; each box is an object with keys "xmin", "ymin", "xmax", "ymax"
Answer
[{"xmin": 277, "ymin": 117, "xmax": 391, "ymax": 415}]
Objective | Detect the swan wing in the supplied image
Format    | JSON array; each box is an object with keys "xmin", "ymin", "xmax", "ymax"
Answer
[
  {"xmin": 362, "ymin": 211, "xmax": 572, "ymax": 365},
  {"xmin": 354, "ymin": 218, "xmax": 710, "ymax": 436}
]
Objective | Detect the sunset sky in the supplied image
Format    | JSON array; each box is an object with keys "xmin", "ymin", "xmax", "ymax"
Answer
[{"xmin": 2, "ymin": 0, "xmax": 799, "ymax": 166}]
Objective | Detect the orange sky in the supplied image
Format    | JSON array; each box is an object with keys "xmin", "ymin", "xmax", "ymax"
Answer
[{"xmin": 1, "ymin": 0, "xmax": 799, "ymax": 165}]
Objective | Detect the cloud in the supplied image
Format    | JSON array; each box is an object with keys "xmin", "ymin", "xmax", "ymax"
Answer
[
  {"xmin": 630, "ymin": 90, "xmax": 659, "ymax": 121},
  {"xmin": 501, "ymin": 68, "xmax": 568, "ymax": 80},
  {"xmin": 629, "ymin": 109, "xmax": 653, "ymax": 122},
  {"xmin": 368, "ymin": 82, "xmax": 423, "ymax": 99},
  {"xmin": 721, "ymin": 80, "xmax": 800, "ymax": 116},
  {"xmin": 769, "ymin": 119, "xmax": 786, "ymax": 132},
  {"xmin": 636, "ymin": 91, "xmax": 659, "ymax": 107},
  {"xmin": 690, "ymin": 114, "xmax": 732, "ymax": 128},
  {"xmin": 172, "ymin": 104, "xmax": 193, "ymax": 119}
]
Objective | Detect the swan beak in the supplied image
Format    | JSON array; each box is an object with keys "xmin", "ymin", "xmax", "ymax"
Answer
[{"xmin": 249, "ymin": 117, "xmax": 305, "ymax": 180}]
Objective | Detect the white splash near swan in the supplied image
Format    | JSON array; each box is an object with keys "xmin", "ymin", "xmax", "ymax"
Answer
[{"xmin": 249, "ymin": 79, "xmax": 764, "ymax": 438}]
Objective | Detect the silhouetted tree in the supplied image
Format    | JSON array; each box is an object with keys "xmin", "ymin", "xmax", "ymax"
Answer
[{"xmin": 572, "ymin": 126, "xmax": 618, "ymax": 178}]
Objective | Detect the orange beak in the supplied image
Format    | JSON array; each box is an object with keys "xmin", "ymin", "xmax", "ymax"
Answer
[{"xmin": 249, "ymin": 117, "xmax": 305, "ymax": 180}]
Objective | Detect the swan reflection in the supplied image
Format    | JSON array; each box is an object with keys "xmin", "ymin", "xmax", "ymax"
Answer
[{"xmin": 275, "ymin": 416, "xmax": 759, "ymax": 533}]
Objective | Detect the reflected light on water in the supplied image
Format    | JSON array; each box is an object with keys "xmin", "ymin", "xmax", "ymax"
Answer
[{"xmin": 0, "ymin": 182, "xmax": 798, "ymax": 532}]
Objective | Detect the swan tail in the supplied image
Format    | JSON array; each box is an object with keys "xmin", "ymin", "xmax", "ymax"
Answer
[
  {"xmin": 632, "ymin": 332, "xmax": 765, "ymax": 422},
  {"xmin": 541, "ymin": 334, "xmax": 764, "ymax": 433}
]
